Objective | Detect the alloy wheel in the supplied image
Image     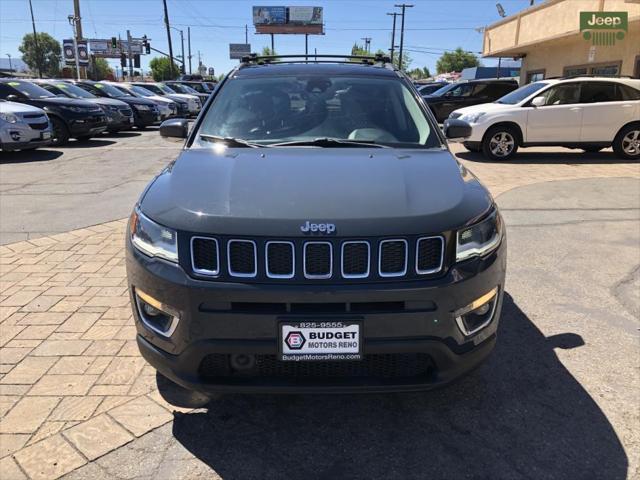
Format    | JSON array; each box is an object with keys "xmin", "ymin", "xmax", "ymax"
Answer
[
  {"xmin": 621, "ymin": 130, "xmax": 640, "ymax": 156},
  {"xmin": 489, "ymin": 132, "xmax": 515, "ymax": 158}
]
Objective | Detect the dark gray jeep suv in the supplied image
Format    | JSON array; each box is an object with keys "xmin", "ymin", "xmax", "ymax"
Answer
[{"xmin": 126, "ymin": 54, "xmax": 506, "ymax": 396}]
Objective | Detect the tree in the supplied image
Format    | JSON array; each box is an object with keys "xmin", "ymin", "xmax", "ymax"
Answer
[
  {"xmin": 436, "ymin": 48, "xmax": 480, "ymax": 74},
  {"xmin": 19, "ymin": 32, "xmax": 61, "ymax": 77},
  {"xmin": 260, "ymin": 46, "xmax": 280, "ymax": 61},
  {"xmin": 149, "ymin": 57, "xmax": 179, "ymax": 81},
  {"xmin": 407, "ymin": 66, "xmax": 431, "ymax": 80},
  {"xmin": 91, "ymin": 58, "xmax": 113, "ymax": 81}
]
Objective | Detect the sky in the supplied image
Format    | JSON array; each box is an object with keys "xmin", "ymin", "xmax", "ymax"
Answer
[{"xmin": 0, "ymin": 0, "xmax": 536, "ymax": 76}]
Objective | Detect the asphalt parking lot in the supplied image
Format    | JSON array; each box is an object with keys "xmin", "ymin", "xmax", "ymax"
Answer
[{"xmin": 1, "ymin": 133, "xmax": 639, "ymax": 479}]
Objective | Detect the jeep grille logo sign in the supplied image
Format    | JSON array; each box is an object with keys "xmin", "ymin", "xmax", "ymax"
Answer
[
  {"xmin": 580, "ymin": 12, "xmax": 628, "ymax": 45},
  {"xmin": 300, "ymin": 221, "xmax": 336, "ymax": 235}
]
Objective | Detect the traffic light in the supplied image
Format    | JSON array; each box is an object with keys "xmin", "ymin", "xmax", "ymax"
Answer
[
  {"xmin": 142, "ymin": 35, "xmax": 151, "ymax": 55},
  {"xmin": 111, "ymin": 37, "xmax": 117, "ymax": 49},
  {"xmin": 134, "ymin": 55, "xmax": 140, "ymax": 69},
  {"xmin": 120, "ymin": 53, "xmax": 126, "ymax": 68},
  {"xmin": 180, "ymin": 64, "xmax": 185, "ymax": 74},
  {"xmin": 145, "ymin": 44, "xmax": 151, "ymax": 55}
]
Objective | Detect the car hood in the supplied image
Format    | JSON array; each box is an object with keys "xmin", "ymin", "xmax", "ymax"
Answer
[
  {"xmin": 168, "ymin": 93, "xmax": 198, "ymax": 102},
  {"xmin": 26, "ymin": 97, "xmax": 97, "ymax": 109},
  {"xmin": 140, "ymin": 147, "xmax": 493, "ymax": 237},
  {"xmin": 0, "ymin": 101, "xmax": 46, "ymax": 114},
  {"xmin": 164, "ymin": 94, "xmax": 189, "ymax": 104},
  {"xmin": 451, "ymin": 102, "xmax": 515, "ymax": 117},
  {"xmin": 89, "ymin": 97, "xmax": 129, "ymax": 108},
  {"xmin": 147, "ymin": 95, "xmax": 174, "ymax": 105},
  {"xmin": 117, "ymin": 96, "xmax": 156, "ymax": 106}
]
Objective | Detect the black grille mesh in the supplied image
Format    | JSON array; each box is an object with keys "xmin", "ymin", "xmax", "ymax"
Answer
[
  {"xmin": 199, "ymin": 354, "xmax": 434, "ymax": 379},
  {"xmin": 305, "ymin": 243, "xmax": 331, "ymax": 276},
  {"xmin": 192, "ymin": 238, "xmax": 218, "ymax": 273},
  {"xmin": 267, "ymin": 242, "xmax": 294, "ymax": 276},
  {"xmin": 417, "ymin": 237, "xmax": 442, "ymax": 272},
  {"xmin": 342, "ymin": 243, "xmax": 369, "ymax": 276},
  {"xmin": 380, "ymin": 241, "xmax": 406, "ymax": 274},
  {"xmin": 229, "ymin": 241, "xmax": 256, "ymax": 275}
]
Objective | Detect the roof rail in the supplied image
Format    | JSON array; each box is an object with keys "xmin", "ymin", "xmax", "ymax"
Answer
[{"xmin": 239, "ymin": 53, "xmax": 393, "ymax": 67}]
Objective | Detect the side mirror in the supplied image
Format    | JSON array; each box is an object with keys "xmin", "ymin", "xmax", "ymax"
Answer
[
  {"xmin": 531, "ymin": 96, "xmax": 546, "ymax": 108},
  {"xmin": 6, "ymin": 94, "xmax": 19, "ymax": 102},
  {"xmin": 159, "ymin": 118, "xmax": 189, "ymax": 141},
  {"xmin": 443, "ymin": 119, "xmax": 472, "ymax": 142}
]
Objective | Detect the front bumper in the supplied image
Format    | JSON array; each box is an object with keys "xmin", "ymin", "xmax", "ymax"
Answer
[
  {"xmin": 67, "ymin": 114, "xmax": 108, "ymax": 137},
  {"xmin": 0, "ymin": 123, "xmax": 52, "ymax": 150},
  {"xmin": 133, "ymin": 109, "xmax": 161, "ymax": 127},
  {"xmin": 126, "ymin": 237, "xmax": 506, "ymax": 394}
]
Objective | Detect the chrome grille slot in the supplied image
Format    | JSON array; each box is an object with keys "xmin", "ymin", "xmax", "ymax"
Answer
[
  {"xmin": 341, "ymin": 241, "xmax": 370, "ymax": 278},
  {"xmin": 416, "ymin": 236, "xmax": 444, "ymax": 274},
  {"xmin": 266, "ymin": 241, "xmax": 294, "ymax": 279},
  {"xmin": 227, "ymin": 240, "xmax": 257, "ymax": 277},
  {"xmin": 304, "ymin": 242, "xmax": 332, "ymax": 279},
  {"xmin": 379, "ymin": 239, "xmax": 408, "ymax": 277},
  {"xmin": 191, "ymin": 237, "xmax": 219, "ymax": 276}
]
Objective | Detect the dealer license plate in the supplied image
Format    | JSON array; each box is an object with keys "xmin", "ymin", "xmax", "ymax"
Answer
[
  {"xmin": 279, "ymin": 321, "xmax": 362, "ymax": 361},
  {"xmin": 41, "ymin": 131, "xmax": 51, "ymax": 140}
]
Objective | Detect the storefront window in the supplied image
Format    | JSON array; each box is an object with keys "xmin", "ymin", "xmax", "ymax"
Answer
[
  {"xmin": 564, "ymin": 63, "xmax": 621, "ymax": 78},
  {"xmin": 526, "ymin": 70, "xmax": 545, "ymax": 83},
  {"xmin": 590, "ymin": 65, "xmax": 620, "ymax": 77}
]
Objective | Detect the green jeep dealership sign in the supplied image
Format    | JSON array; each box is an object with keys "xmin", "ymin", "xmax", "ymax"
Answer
[{"xmin": 580, "ymin": 11, "xmax": 628, "ymax": 45}]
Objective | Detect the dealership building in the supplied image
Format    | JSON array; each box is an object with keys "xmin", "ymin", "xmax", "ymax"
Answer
[{"xmin": 482, "ymin": 0, "xmax": 640, "ymax": 83}]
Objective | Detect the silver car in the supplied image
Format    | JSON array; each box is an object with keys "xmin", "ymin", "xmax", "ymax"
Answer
[{"xmin": 0, "ymin": 100, "xmax": 52, "ymax": 151}]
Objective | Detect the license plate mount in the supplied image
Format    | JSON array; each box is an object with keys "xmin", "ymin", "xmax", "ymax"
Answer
[{"xmin": 279, "ymin": 320, "xmax": 363, "ymax": 361}]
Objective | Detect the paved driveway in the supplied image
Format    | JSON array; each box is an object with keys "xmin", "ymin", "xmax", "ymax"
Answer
[{"xmin": 0, "ymin": 136, "xmax": 638, "ymax": 479}]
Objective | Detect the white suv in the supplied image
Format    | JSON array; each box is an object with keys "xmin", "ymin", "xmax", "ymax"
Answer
[{"xmin": 448, "ymin": 77, "xmax": 640, "ymax": 161}]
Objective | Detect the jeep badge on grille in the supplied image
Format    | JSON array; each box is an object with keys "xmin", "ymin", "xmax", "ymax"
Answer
[{"xmin": 300, "ymin": 221, "xmax": 336, "ymax": 235}]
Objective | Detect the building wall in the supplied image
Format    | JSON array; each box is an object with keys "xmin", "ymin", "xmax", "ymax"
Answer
[
  {"xmin": 484, "ymin": 0, "xmax": 640, "ymax": 55},
  {"xmin": 520, "ymin": 19, "xmax": 639, "ymax": 82}
]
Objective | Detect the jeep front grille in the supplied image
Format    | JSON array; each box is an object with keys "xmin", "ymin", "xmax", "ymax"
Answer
[
  {"xmin": 304, "ymin": 242, "xmax": 332, "ymax": 279},
  {"xmin": 228, "ymin": 240, "xmax": 257, "ymax": 277},
  {"xmin": 188, "ymin": 235, "xmax": 446, "ymax": 282}
]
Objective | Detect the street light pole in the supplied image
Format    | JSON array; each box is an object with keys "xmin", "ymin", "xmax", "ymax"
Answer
[
  {"xmin": 188, "ymin": 27, "xmax": 192, "ymax": 74},
  {"xmin": 6, "ymin": 54, "xmax": 12, "ymax": 73},
  {"xmin": 394, "ymin": 3, "xmax": 414, "ymax": 71},
  {"xmin": 68, "ymin": 15, "xmax": 81, "ymax": 81},
  {"xmin": 162, "ymin": 0, "xmax": 175, "ymax": 78}
]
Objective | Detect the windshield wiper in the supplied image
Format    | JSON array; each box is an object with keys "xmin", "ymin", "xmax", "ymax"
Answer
[
  {"xmin": 199, "ymin": 134, "xmax": 266, "ymax": 148},
  {"xmin": 270, "ymin": 137, "xmax": 388, "ymax": 148}
]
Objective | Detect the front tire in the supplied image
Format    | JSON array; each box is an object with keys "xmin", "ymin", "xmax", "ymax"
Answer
[
  {"xmin": 482, "ymin": 126, "xmax": 519, "ymax": 161},
  {"xmin": 50, "ymin": 117, "xmax": 70, "ymax": 146},
  {"xmin": 612, "ymin": 124, "xmax": 640, "ymax": 160}
]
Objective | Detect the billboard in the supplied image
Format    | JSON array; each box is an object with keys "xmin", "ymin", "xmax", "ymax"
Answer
[
  {"xmin": 88, "ymin": 39, "xmax": 143, "ymax": 58},
  {"xmin": 253, "ymin": 6, "xmax": 286, "ymax": 25},
  {"xmin": 253, "ymin": 6, "xmax": 324, "ymax": 34},
  {"xmin": 229, "ymin": 43, "xmax": 251, "ymax": 59}
]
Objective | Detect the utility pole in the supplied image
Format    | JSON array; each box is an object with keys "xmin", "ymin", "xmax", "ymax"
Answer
[
  {"xmin": 270, "ymin": 34, "xmax": 275, "ymax": 53},
  {"xmin": 387, "ymin": 12, "xmax": 398, "ymax": 63},
  {"xmin": 395, "ymin": 3, "xmax": 413, "ymax": 71},
  {"xmin": 27, "ymin": 0, "xmax": 42, "ymax": 78},
  {"xmin": 68, "ymin": 15, "xmax": 81, "ymax": 80},
  {"xmin": 305, "ymin": 34, "xmax": 308, "ymax": 60},
  {"xmin": 187, "ymin": 27, "xmax": 192, "ymax": 74},
  {"xmin": 73, "ymin": 0, "xmax": 85, "ymax": 78},
  {"xmin": 162, "ymin": 0, "xmax": 175, "ymax": 78},
  {"xmin": 245, "ymin": 24, "xmax": 248, "ymax": 44},
  {"xmin": 197, "ymin": 50, "xmax": 202, "ymax": 75},
  {"xmin": 6, "ymin": 54, "xmax": 12, "ymax": 73},
  {"xmin": 361, "ymin": 37, "xmax": 371, "ymax": 53},
  {"xmin": 126, "ymin": 30, "xmax": 134, "ymax": 77},
  {"xmin": 180, "ymin": 29, "xmax": 185, "ymax": 74}
]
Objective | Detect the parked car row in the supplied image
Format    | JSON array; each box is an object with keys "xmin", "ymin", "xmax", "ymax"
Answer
[
  {"xmin": 445, "ymin": 76, "xmax": 640, "ymax": 161},
  {"xmin": 0, "ymin": 78, "xmax": 211, "ymax": 150}
]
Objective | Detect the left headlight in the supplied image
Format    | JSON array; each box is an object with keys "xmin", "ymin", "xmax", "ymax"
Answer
[
  {"xmin": 456, "ymin": 210, "xmax": 503, "ymax": 262},
  {"xmin": 459, "ymin": 112, "xmax": 485, "ymax": 124},
  {"xmin": 129, "ymin": 208, "xmax": 178, "ymax": 263},
  {"xmin": 0, "ymin": 112, "xmax": 19, "ymax": 123}
]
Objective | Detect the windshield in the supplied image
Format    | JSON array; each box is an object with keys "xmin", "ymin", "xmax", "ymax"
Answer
[
  {"xmin": 180, "ymin": 84, "xmax": 200, "ymax": 94},
  {"xmin": 198, "ymin": 75, "xmax": 439, "ymax": 148},
  {"xmin": 496, "ymin": 82, "xmax": 548, "ymax": 104},
  {"xmin": 428, "ymin": 83, "xmax": 457, "ymax": 97},
  {"xmin": 50, "ymin": 82, "xmax": 95, "ymax": 99},
  {"xmin": 130, "ymin": 85, "xmax": 155, "ymax": 97},
  {"xmin": 94, "ymin": 82, "xmax": 129, "ymax": 98},
  {"xmin": 167, "ymin": 83, "xmax": 189, "ymax": 94},
  {"xmin": 136, "ymin": 84, "xmax": 162, "ymax": 95},
  {"xmin": 8, "ymin": 81, "xmax": 55, "ymax": 99},
  {"xmin": 187, "ymin": 83, "xmax": 208, "ymax": 93},
  {"xmin": 158, "ymin": 84, "xmax": 176, "ymax": 94}
]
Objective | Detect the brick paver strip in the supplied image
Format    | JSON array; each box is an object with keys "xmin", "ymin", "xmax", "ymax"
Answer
[{"xmin": 0, "ymin": 156, "xmax": 638, "ymax": 478}]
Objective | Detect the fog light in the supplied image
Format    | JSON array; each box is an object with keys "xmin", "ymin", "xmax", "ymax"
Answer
[
  {"xmin": 135, "ymin": 289, "xmax": 180, "ymax": 337},
  {"xmin": 454, "ymin": 287, "xmax": 499, "ymax": 336}
]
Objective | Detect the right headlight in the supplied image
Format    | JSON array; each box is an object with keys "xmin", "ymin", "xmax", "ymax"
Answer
[
  {"xmin": 129, "ymin": 208, "xmax": 178, "ymax": 263},
  {"xmin": 459, "ymin": 111, "xmax": 485, "ymax": 124},
  {"xmin": 456, "ymin": 210, "xmax": 503, "ymax": 262},
  {"xmin": 134, "ymin": 104, "xmax": 150, "ymax": 111},
  {"xmin": 0, "ymin": 112, "xmax": 19, "ymax": 124}
]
